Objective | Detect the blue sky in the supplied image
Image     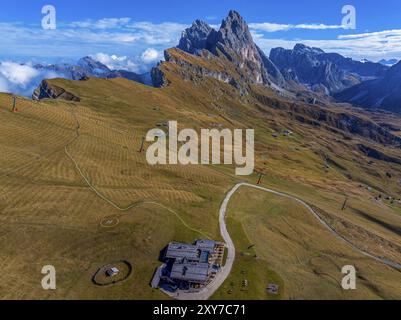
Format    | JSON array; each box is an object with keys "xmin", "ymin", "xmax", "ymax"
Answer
[{"xmin": 1, "ymin": 0, "xmax": 401, "ymax": 68}]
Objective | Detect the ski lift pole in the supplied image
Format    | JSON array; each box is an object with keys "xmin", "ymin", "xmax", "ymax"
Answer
[
  {"xmin": 139, "ymin": 136, "xmax": 145, "ymax": 153},
  {"xmin": 12, "ymin": 96, "xmax": 17, "ymax": 112},
  {"xmin": 257, "ymin": 172, "xmax": 264, "ymax": 185},
  {"xmin": 341, "ymin": 197, "xmax": 348, "ymax": 211}
]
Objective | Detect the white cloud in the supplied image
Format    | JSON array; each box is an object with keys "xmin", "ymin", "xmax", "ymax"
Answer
[
  {"xmin": 250, "ymin": 23, "xmax": 292, "ymax": 32},
  {"xmin": 127, "ymin": 22, "xmax": 189, "ymax": 45},
  {"xmin": 249, "ymin": 22, "xmax": 345, "ymax": 32},
  {"xmin": 91, "ymin": 50, "xmax": 163, "ymax": 74},
  {"xmin": 91, "ymin": 53, "xmax": 140, "ymax": 72},
  {"xmin": 0, "ymin": 62, "xmax": 39, "ymax": 86},
  {"xmin": 338, "ymin": 29, "xmax": 401, "ymax": 40},
  {"xmin": 94, "ymin": 53, "xmax": 127, "ymax": 64},
  {"xmin": 70, "ymin": 18, "xmax": 131, "ymax": 29},
  {"xmin": 141, "ymin": 48, "xmax": 160, "ymax": 64},
  {"xmin": 0, "ymin": 20, "xmax": 185, "ymax": 59},
  {"xmin": 295, "ymin": 23, "xmax": 345, "ymax": 30},
  {"xmin": 68, "ymin": 20, "xmax": 188, "ymax": 45},
  {"xmin": 0, "ymin": 61, "xmax": 62, "ymax": 97},
  {"xmin": 129, "ymin": 21, "xmax": 187, "ymax": 33},
  {"xmin": 0, "ymin": 76, "xmax": 9, "ymax": 92}
]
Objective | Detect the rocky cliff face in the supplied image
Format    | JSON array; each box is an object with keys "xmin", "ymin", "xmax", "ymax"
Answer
[
  {"xmin": 335, "ymin": 61, "xmax": 401, "ymax": 114},
  {"xmin": 177, "ymin": 20, "xmax": 216, "ymax": 54},
  {"xmin": 154, "ymin": 48, "xmax": 250, "ymax": 95},
  {"xmin": 153, "ymin": 10, "xmax": 286, "ymax": 91},
  {"xmin": 32, "ymin": 80, "xmax": 80, "ymax": 101},
  {"xmin": 211, "ymin": 10, "xmax": 285, "ymax": 87},
  {"xmin": 270, "ymin": 44, "xmax": 388, "ymax": 94}
]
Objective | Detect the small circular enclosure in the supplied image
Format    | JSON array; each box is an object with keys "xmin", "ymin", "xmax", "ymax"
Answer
[
  {"xmin": 93, "ymin": 261, "xmax": 132, "ymax": 286},
  {"xmin": 100, "ymin": 216, "xmax": 120, "ymax": 228}
]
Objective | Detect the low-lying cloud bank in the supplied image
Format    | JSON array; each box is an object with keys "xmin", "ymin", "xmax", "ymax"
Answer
[{"xmin": 0, "ymin": 62, "xmax": 61, "ymax": 97}]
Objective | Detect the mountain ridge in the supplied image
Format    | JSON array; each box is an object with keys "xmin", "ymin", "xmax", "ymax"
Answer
[
  {"xmin": 269, "ymin": 43, "xmax": 388, "ymax": 94},
  {"xmin": 166, "ymin": 10, "xmax": 286, "ymax": 92},
  {"xmin": 335, "ymin": 60, "xmax": 401, "ymax": 113},
  {"xmin": 35, "ymin": 56, "xmax": 152, "ymax": 85}
]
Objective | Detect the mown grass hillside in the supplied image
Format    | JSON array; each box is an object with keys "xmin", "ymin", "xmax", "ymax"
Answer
[{"xmin": 0, "ymin": 48, "xmax": 400, "ymax": 299}]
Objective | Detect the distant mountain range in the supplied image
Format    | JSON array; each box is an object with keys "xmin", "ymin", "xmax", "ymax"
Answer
[
  {"xmin": 269, "ymin": 44, "xmax": 388, "ymax": 94},
  {"xmin": 162, "ymin": 11, "xmax": 401, "ymax": 114},
  {"xmin": 378, "ymin": 59, "xmax": 399, "ymax": 67},
  {"xmin": 172, "ymin": 14, "xmax": 391, "ymax": 96},
  {"xmin": 335, "ymin": 61, "xmax": 401, "ymax": 113},
  {"xmin": 34, "ymin": 56, "xmax": 152, "ymax": 85},
  {"xmin": 28, "ymin": 10, "xmax": 401, "ymax": 114}
]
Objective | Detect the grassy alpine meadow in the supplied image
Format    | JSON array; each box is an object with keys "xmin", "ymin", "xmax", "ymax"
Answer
[
  {"xmin": 0, "ymin": 71, "xmax": 400, "ymax": 300},
  {"xmin": 0, "ymin": 89, "xmax": 233, "ymax": 299},
  {"xmin": 2, "ymin": 2, "xmax": 401, "ymax": 305}
]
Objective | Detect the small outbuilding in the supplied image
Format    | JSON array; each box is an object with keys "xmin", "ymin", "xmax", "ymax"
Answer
[{"xmin": 106, "ymin": 267, "xmax": 120, "ymax": 277}]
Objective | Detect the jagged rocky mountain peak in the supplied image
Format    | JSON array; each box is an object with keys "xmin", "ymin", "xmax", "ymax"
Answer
[
  {"xmin": 211, "ymin": 11, "xmax": 285, "ymax": 87},
  {"xmin": 173, "ymin": 10, "xmax": 286, "ymax": 89},
  {"xmin": 177, "ymin": 10, "xmax": 259, "ymax": 60},
  {"xmin": 216, "ymin": 10, "xmax": 256, "ymax": 55},
  {"xmin": 177, "ymin": 10, "xmax": 255, "ymax": 57},
  {"xmin": 178, "ymin": 19, "xmax": 216, "ymax": 54},
  {"xmin": 220, "ymin": 10, "xmax": 251, "ymax": 37},
  {"xmin": 293, "ymin": 43, "xmax": 324, "ymax": 54},
  {"xmin": 192, "ymin": 19, "xmax": 211, "ymax": 30},
  {"xmin": 77, "ymin": 56, "xmax": 109, "ymax": 72}
]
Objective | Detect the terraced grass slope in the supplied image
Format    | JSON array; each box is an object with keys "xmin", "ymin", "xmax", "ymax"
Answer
[
  {"xmin": 0, "ymin": 49, "xmax": 400, "ymax": 299},
  {"xmin": 0, "ymin": 88, "xmax": 234, "ymax": 299}
]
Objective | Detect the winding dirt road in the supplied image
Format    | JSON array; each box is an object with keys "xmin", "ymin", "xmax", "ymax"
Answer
[
  {"xmin": 175, "ymin": 182, "xmax": 401, "ymax": 300},
  {"xmin": 173, "ymin": 184, "xmax": 240, "ymax": 300}
]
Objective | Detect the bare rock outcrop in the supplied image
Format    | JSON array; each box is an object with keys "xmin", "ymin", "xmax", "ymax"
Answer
[{"xmin": 32, "ymin": 80, "xmax": 81, "ymax": 102}]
